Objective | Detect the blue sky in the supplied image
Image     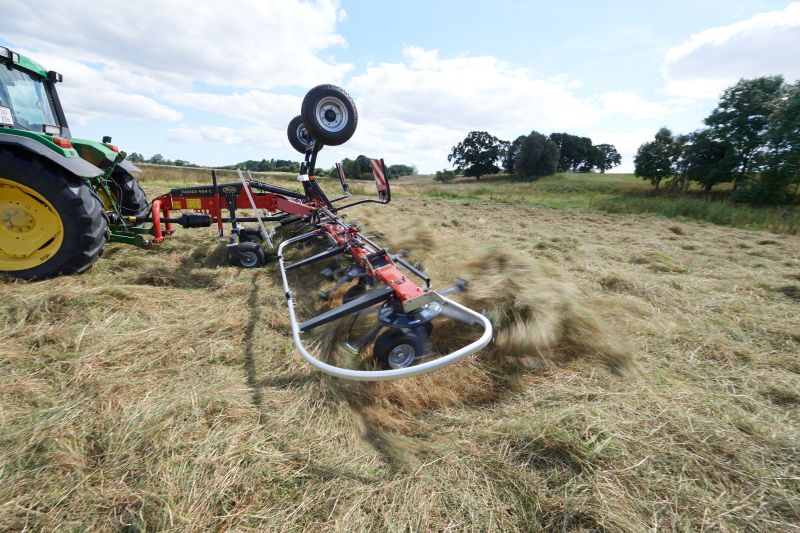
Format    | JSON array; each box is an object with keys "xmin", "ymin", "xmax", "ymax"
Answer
[{"xmin": 3, "ymin": 1, "xmax": 800, "ymax": 173}]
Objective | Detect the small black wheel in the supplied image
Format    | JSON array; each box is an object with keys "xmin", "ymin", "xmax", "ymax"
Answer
[
  {"xmin": 287, "ymin": 115, "xmax": 320, "ymax": 154},
  {"xmin": 373, "ymin": 329, "xmax": 426, "ymax": 370},
  {"xmin": 230, "ymin": 241, "xmax": 265, "ymax": 268},
  {"xmin": 237, "ymin": 227, "xmax": 263, "ymax": 244},
  {"xmin": 110, "ymin": 168, "xmax": 149, "ymax": 219},
  {"xmin": 301, "ymin": 84, "xmax": 358, "ymax": 146}
]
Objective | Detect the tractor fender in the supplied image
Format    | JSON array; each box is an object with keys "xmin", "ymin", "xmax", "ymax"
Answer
[
  {"xmin": 0, "ymin": 132, "xmax": 103, "ymax": 178},
  {"xmin": 69, "ymin": 138, "xmax": 140, "ymax": 174},
  {"xmin": 119, "ymin": 159, "xmax": 142, "ymax": 174}
]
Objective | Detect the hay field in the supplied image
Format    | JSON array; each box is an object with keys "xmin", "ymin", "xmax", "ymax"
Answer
[{"xmin": 1, "ymin": 173, "xmax": 799, "ymax": 531}]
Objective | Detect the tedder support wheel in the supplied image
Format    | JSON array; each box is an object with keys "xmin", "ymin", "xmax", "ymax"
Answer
[
  {"xmin": 301, "ymin": 84, "xmax": 358, "ymax": 146},
  {"xmin": 110, "ymin": 168, "xmax": 149, "ymax": 219},
  {"xmin": 287, "ymin": 115, "xmax": 321, "ymax": 154},
  {"xmin": 230, "ymin": 241, "xmax": 265, "ymax": 268},
  {"xmin": 373, "ymin": 329, "xmax": 427, "ymax": 370},
  {"xmin": 0, "ymin": 150, "xmax": 108, "ymax": 280}
]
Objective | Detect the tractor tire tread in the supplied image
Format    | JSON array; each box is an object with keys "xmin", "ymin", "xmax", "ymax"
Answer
[{"xmin": 0, "ymin": 147, "xmax": 108, "ymax": 279}]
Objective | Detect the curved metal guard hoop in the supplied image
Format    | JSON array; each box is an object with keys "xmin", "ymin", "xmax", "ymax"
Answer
[{"xmin": 278, "ymin": 234, "xmax": 493, "ymax": 381}]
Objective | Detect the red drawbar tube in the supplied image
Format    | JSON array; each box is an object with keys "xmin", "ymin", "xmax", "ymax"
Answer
[
  {"xmin": 150, "ymin": 200, "xmax": 174, "ymax": 243},
  {"xmin": 151, "ymin": 199, "xmax": 164, "ymax": 243}
]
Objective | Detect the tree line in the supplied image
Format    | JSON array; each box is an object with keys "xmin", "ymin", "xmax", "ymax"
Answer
[
  {"xmin": 127, "ymin": 152, "xmax": 200, "ymax": 168},
  {"xmin": 635, "ymin": 76, "xmax": 799, "ymax": 204},
  {"xmin": 129, "ymin": 151, "xmax": 417, "ymax": 180},
  {"xmin": 442, "ymin": 131, "xmax": 620, "ymax": 182},
  {"xmin": 333, "ymin": 155, "xmax": 416, "ymax": 180}
]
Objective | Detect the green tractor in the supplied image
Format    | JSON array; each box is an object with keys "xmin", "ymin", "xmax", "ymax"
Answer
[{"xmin": 0, "ymin": 46, "xmax": 150, "ymax": 279}]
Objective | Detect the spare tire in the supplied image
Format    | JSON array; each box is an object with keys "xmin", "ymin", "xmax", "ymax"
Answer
[
  {"xmin": 287, "ymin": 115, "xmax": 320, "ymax": 154},
  {"xmin": 300, "ymin": 84, "xmax": 358, "ymax": 146}
]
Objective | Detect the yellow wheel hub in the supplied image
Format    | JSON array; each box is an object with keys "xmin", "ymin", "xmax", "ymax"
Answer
[{"xmin": 0, "ymin": 178, "xmax": 64, "ymax": 271}]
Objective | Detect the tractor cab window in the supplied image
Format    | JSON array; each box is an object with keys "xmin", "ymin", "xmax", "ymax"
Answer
[{"xmin": 0, "ymin": 66, "xmax": 59, "ymax": 131}]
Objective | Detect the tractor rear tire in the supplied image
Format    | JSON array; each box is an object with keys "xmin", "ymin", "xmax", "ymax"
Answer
[
  {"xmin": 301, "ymin": 85, "xmax": 358, "ymax": 146},
  {"xmin": 0, "ymin": 150, "xmax": 108, "ymax": 280},
  {"xmin": 110, "ymin": 168, "xmax": 149, "ymax": 219}
]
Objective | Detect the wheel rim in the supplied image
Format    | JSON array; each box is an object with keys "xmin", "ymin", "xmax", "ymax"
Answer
[
  {"xmin": 387, "ymin": 343, "xmax": 416, "ymax": 369},
  {"xmin": 315, "ymin": 97, "xmax": 349, "ymax": 133},
  {"xmin": 239, "ymin": 251, "xmax": 258, "ymax": 268},
  {"xmin": 296, "ymin": 123, "xmax": 311, "ymax": 146},
  {"xmin": 0, "ymin": 178, "xmax": 64, "ymax": 271}
]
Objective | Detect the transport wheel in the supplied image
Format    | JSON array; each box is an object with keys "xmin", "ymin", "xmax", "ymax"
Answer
[
  {"xmin": 287, "ymin": 115, "xmax": 320, "ymax": 154},
  {"xmin": 109, "ymin": 168, "xmax": 149, "ymax": 220},
  {"xmin": 237, "ymin": 227, "xmax": 263, "ymax": 244},
  {"xmin": 373, "ymin": 329, "xmax": 426, "ymax": 369},
  {"xmin": 0, "ymin": 150, "xmax": 108, "ymax": 279},
  {"xmin": 230, "ymin": 241, "xmax": 265, "ymax": 268},
  {"xmin": 300, "ymin": 84, "xmax": 358, "ymax": 146}
]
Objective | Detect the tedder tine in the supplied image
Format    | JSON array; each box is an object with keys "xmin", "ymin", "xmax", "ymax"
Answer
[
  {"xmin": 298, "ymin": 286, "xmax": 395, "ymax": 332},
  {"xmin": 285, "ymin": 245, "xmax": 347, "ymax": 272}
]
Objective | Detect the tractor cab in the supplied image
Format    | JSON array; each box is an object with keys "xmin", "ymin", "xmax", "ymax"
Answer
[{"xmin": 0, "ymin": 47, "xmax": 69, "ymax": 139}]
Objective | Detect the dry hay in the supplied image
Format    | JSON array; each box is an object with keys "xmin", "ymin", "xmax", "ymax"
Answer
[{"xmin": 298, "ymin": 224, "xmax": 634, "ymax": 434}]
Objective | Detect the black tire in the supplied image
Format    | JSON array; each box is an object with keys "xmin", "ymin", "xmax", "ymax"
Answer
[
  {"xmin": 230, "ymin": 241, "xmax": 265, "ymax": 268},
  {"xmin": 373, "ymin": 329, "xmax": 425, "ymax": 370},
  {"xmin": 0, "ymin": 149, "xmax": 108, "ymax": 280},
  {"xmin": 301, "ymin": 84, "xmax": 358, "ymax": 146},
  {"xmin": 109, "ymin": 168, "xmax": 148, "ymax": 219},
  {"xmin": 237, "ymin": 227, "xmax": 263, "ymax": 244},
  {"xmin": 287, "ymin": 115, "xmax": 321, "ymax": 154}
]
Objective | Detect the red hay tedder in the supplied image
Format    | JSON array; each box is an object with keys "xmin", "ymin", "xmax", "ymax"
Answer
[{"xmin": 130, "ymin": 85, "xmax": 492, "ymax": 381}]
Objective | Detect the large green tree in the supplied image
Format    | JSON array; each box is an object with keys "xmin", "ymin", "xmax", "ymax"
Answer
[
  {"xmin": 448, "ymin": 131, "xmax": 508, "ymax": 180},
  {"xmin": 768, "ymin": 81, "xmax": 800, "ymax": 197},
  {"xmin": 549, "ymin": 133, "xmax": 595, "ymax": 172},
  {"xmin": 503, "ymin": 135, "xmax": 526, "ymax": 174},
  {"xmin": 737, "ymin": 80, "xmax": 800, "ymax": 202},
  {"xmin": 677, "ymin": 130, "xmax": 736, "ymax": 193},
  {"xmin": 704, "ymin": 76, "xmax": 786, "ymax": 189},
  {"xmin": 515, "ymin": 131, "xmax": 560, "ymax": 180},
  {"xmin": 634, "ymin": 127, "xmax": 679, "ymax": 191},
  {"xmin": 592, "ymin": 144, "xmax": 621, "ymax": 173}
]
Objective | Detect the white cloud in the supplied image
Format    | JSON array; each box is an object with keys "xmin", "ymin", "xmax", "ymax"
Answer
[
  {"xmin": 598, "ymin": 91, "xmax": 672, "ymax": 120},
  {"xmin": 168, "ymin": 126, "xmax": 237, "ymax": 144},
  {"xmin": 663, "ymin": 2, "xmax": 800, "ymax": 99},
  {"xmin": 17, "ymin": 51, "xmax": 182, "ymax": 124},
  {"xmin": 585, "ymin": 128, "xmax": 656, "ymax": 173},
  {"xmin": 345, "ymin": 47, "xmax": 672, "ymax": 172},
  {"xmin": 163, "ymin": 91, "xmax": 301, "ymax": 126},
  {"xmin": 3, "ymin": 0, "xmax": 347, "ymax": 129},
  {"xmin": 3, "ymin": 0, "xmax": 351, "ymax": 89}
]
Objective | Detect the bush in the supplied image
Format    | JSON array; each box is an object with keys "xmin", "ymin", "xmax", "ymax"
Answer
[{"xmin": 434, "ymin": 169, "xmax": 456, "ymax": 183}]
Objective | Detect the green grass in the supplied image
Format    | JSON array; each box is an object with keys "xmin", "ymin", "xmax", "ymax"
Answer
[{"xmin": 402, "ymin": 173, "xmax": 800, "ymax": 235}]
